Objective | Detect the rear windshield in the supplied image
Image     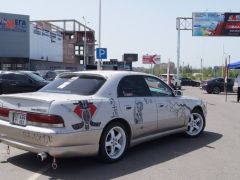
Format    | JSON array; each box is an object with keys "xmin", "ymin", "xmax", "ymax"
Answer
[{"xmin": 39, "ymin": 74, "xmax": 106, "ymax": 95}]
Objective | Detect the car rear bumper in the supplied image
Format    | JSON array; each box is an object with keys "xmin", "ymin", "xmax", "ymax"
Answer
[
  {"xmin": 0, "ymin": 120, "xmax": 102, "ymax": 157},
  {"xmin": 0, "ymin": 137, "xmax": 99, "ymax": 157},
  {"xmin": 233, "ymin": 86, "xmax": 238, "ymax": 93}
]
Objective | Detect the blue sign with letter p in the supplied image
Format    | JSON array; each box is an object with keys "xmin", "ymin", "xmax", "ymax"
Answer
[{"xmin": 96, "ymin": 48, "xmax": 107, "ymax": 59}]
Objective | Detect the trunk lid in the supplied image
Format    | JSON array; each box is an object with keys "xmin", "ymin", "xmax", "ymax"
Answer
[{"xmin": 0, "ymin": 92, "xmax": 88, "ymax": 114}]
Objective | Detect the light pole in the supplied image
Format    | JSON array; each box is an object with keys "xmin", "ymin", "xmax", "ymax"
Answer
[
  {"xmin": 98, "ymin": 0, "xmax": 102, "ymax": 70},
  {"xmin": 182, "ymin": 61, "xmax": 184, "ymax": 75},
  {"xmin": 201, "ymin": 58, "xmax": 203, "ymax": 81}
]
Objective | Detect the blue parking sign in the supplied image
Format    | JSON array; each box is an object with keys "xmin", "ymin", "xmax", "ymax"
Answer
[{"xmin": 96, "ymin": 48, "xmax": 107, "ymax": 59}]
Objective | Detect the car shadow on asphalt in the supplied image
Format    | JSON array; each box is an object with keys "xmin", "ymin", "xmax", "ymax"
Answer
[{"xmin": 6, "ymin": 131, "xmax": 222, "ymax": 180}]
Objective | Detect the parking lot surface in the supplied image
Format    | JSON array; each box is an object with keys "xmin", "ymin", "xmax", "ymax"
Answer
[{"xmin": 1, "ymin": 87, "xmax": 240, "ymax": 180}]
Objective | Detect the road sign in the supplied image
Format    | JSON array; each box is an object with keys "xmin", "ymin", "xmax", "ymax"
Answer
[
  {"xmin": 96, "ymin": 48, "xmax": 107, "ymax": 59},
  {"xmin": 142, "ymin": 54, "xmax": 161, "ymax": 64}
]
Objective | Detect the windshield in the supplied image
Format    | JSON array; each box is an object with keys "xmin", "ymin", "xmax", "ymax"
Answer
[
  {"xmin": 27, "ymin": 72, "xmax": 46, "ymax": 81},
  {"xmin": 39, "ymin": 74, "xmax": 106, "ymax": 95}
]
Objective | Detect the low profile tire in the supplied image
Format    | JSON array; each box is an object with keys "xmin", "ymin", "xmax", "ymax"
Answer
[
  {"xmin": 99, "ymin": 122, "xmax": 128, "ymax": 163},
  {"xmin": 212, "ymin": 86, "xmax": 220, "ymax": 94},
  {"xmin": 186, "ymin": 109, "xmax": 205, "ymax": 137}
]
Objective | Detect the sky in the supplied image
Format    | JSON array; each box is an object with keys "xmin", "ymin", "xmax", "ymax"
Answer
[{"xmin": 1, "ymin": 0, "xmax": 240, "ymax": 69}]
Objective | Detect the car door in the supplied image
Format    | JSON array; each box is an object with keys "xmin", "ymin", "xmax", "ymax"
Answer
[
  {"xmin": 144, "ymin": 76, "xmax": 186, "ymax": 132},
  {"xmin": 14, "ymin": 74, "xmax": 35, "ymax": 93},
  {"xmin": 118, "ymin": 75, "xmax": 158, "ymax": 138},
  {"xmin": 2, "ymin": 74, "xmax": 17, "ymax": 94}
]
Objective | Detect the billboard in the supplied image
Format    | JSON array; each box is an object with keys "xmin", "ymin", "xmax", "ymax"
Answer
[
  {"xmin": 142, "ymin": 55, "xmax": 161, "ymax": 64},
  {"xmin": 30, "ymin": 23, "xmax": 63, "ymax": 62},
  {"xmin": 123, "ymin": 53, "xmax": 138, "ymax": 62},
  {"xmin": 0, "ymin": 12, "xmax": 29, "ymax": 58},
  {"xmin": 193, "ymin": 12, "xmax": 240, "ymax": 36}
]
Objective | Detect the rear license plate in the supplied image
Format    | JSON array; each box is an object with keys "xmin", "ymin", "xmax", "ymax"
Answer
[{"xmin": 12, "ymin": 112, "xmax": 27, "ymax": 126}]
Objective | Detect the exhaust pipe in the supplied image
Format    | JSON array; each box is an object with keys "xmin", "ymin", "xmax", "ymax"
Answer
[{"xmin": 37, "ymin": 152, "xmax": 48, "ymax": 162}]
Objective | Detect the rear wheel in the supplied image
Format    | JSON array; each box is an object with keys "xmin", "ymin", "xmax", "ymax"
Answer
[
  {"xmin": 186, "ymin": 109, "xmax": 205, "ymax": 137},
  {"xmin": 99, "ymin": 122, "xmax": 128, "ymax": 163},
  {"xmin": 212, "ymin": 86, "xmax": 220, "ymax": 94}
]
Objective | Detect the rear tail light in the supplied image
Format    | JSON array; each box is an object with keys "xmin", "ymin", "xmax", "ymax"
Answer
[
  {"xmin": 0, "ymin": 107, "xmax": 64, "ymax": 128},
  {"xmin": 27, "ymin": 113, "xmax": 65, "ymax": 127},
  {"xmin": 0, "ymin": 107, "xmax": 9, "ymax": 117}
]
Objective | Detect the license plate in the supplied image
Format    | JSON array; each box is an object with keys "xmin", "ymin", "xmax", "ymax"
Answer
[{"xmin": 12, "ymin": 112, "xmax": 27, "ymax": 126}]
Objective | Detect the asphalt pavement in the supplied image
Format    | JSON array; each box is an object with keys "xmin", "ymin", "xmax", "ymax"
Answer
[{"xmin": 0, "ymin": 87, "xmax": 240, "ymax": 180}]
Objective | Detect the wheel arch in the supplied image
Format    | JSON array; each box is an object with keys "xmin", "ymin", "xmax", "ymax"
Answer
[
  {"xmin": 191, "ymin": 105, "xmax": 203, "ymax": 114},
  {"xmin": 100, "ymin": 118, "xmax": 132, "ymax": 143}
]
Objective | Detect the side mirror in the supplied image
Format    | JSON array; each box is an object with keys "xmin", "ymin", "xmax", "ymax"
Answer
[{"xmin": 175, "ymin": 90, "xmax": 182, "ymax": 96}]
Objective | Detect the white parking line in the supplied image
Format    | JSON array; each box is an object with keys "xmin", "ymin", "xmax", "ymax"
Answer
[{"xmin": 27, "ymin": 164, "xmax": 51, "ymax": 180}]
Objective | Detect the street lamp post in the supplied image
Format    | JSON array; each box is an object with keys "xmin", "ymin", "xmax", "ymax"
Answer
[{"xmin": 98, "ymin": 0, "xmax": 102, "ymax": 70}]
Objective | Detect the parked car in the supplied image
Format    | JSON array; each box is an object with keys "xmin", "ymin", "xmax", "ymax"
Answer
[
  {"xmin": 159, "ymin": 74, "xmax": 182, "ymax": 89},
  {"xmin": 0, "ymin": 71, "xmax": 49, "ymax": 94},
  {"xmin": 0, "ymin": 71, "xmax": 206, "ymax": 164},
  {"xmin": 181, "ymin": 77, "xmax": 200, "ymax": 87},
  {"xmin": 37, "ymin": 70, "xmax": 71, "ymax": 81},
  {"xmin": 202, "ymin": 77, "xmax": 235, "ymax": 94}
]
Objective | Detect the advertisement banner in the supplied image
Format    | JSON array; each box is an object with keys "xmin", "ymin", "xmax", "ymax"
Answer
[
  {"xmin": 142, "ymin": 55, "xmax": 161, "ymax": 64},
  {"xmin": 123, "ymin": 53, "xmax": 138, "ymax": 62},
  {"xmin": 0, "ymin": 13, "xmax": 29, "ymax": 58},
  {"xmin": 193, "ymin": 12, "xmax": 240, "ymax": 36}
]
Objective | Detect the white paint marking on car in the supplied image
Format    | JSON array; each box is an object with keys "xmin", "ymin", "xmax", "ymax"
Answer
[{"xmin": 27, "ymin": 164, "xmax": 51, "ymax": 180}]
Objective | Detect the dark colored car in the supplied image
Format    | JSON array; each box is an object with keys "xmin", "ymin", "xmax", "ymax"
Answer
[
  {"xmin": 0, "ymin": 71, "xmax": 49, "ymax": 94},
  {"xmin": 181, "ymin": 77, "xmax": 200, "ymax": 87},
  {"xmin": 202, "ymin": 77, "xmax": 235, "ymax": 94},
  {"xmin": 37, "ymin": 70, "xmax": 71, "ymax": 81}
]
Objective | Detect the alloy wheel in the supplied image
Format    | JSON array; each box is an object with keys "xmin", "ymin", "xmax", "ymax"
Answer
[
  {"xmin": 105, "ymin": 126, "xmax": 127, "ymax": 160},
  {"xmin": 186, "ymin": 112, "xmax": 204, "ymax": 136}
]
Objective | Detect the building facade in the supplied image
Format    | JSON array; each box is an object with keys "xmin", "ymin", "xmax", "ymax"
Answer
[{"xmin": 0, "ymin": 12, "xmax": 96, "ymax": 71}]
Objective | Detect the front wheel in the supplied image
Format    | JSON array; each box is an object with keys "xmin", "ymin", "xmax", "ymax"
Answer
[
  {"xmin": 186, "ymin": 109, "xmax": 205, "ymax": 137},
  {"xmin": 99, "ymin": 122, "xmax": 128, "ymax": 163}
]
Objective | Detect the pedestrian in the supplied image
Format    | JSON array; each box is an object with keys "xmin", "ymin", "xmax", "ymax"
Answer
[{"xmin": 237, "ymin": 74, "xmax": 240, "ymax": 103}]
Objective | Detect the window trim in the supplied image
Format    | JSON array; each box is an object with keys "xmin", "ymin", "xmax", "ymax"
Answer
[{"xmin": 144, "ymin": 75, "xmax": 174, "ymax": 97}]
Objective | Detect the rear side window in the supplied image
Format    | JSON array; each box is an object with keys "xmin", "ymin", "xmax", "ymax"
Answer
[
  {"xmin": 2, "ymin": 74, "xmax": 29, "ymax": 82},
  {"xmin": 40, "ymin": 74, "xmax": 106, "ymax": 95},
  {"xmin": 216, "ymin": 78, "xmax": 224, "ymax": 83},
  {"xmin": 118, "ymin": 75, "xmax": 151, "ymax": 97}
]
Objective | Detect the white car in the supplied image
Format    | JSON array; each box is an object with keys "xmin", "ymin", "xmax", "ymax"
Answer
[
  {"xmin": 233, "ymin": 78, "xmax": 238, "ymax": 93},
  {"xmin": 0, "ymin": 71, "xmax": 206, "ymax": 164},
  {"xmin": 160, "ymin": 74, "xmax": 182, "ymax": 89}
]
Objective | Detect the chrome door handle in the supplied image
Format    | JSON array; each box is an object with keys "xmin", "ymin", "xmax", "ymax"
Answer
[
  {"xmin": 159, "ymin": 104, "xmax": 164, "ymax": 108},
  {"xmin": 125, "ymin": 105, "xmax": 132, "ymax": 110}
]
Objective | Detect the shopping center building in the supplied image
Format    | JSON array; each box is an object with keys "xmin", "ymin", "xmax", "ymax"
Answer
[{"xmin": 0, "ymin": 12, "xmax": 95, "ymax": 71}]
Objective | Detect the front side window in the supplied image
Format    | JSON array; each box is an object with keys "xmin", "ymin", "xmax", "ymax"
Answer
[
  {"xmin": 40, "ymin": 74, "xmax": 106, "ymax": 95},
  {"xmin": 144, "ymin": 76, "xmax": 173, "ymax": 97}
]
